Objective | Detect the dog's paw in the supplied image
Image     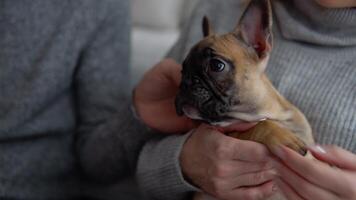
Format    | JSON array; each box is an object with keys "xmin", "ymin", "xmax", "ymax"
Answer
[
  {"xmin": 271, "ymin": 133, "xmax": 307, "ymax": 156},
  {"xmin": 229, "ymin": 120, "xmax": 308, "ymax": 156}
]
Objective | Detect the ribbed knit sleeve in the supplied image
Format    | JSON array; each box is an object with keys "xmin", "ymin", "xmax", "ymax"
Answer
[{"xmin": 137, "ymin": 132, "xmax": 200, "ymax": 200}]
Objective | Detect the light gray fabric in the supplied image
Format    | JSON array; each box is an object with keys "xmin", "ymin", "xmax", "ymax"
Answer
[
  {"xmin": 273, "ymin": 0, "xmax": 356, "ymax": 46},
  {"xmin": 137, "ymin": 0, "xmax": 356, "ymax": 199},
  {"xmin": 0, "ymin": 0, "xmax": 151, "ymax": 199},
  {"xmin": 138, "ymin": 132, "xmax": 199, "ymax": 200},
  {"xmin": 132, "ymin": 0, "xmax": 184, "ymax": 30}
]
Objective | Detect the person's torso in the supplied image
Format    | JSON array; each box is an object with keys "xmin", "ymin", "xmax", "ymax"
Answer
[{"xmin": 266, "ymin": 33, "xmax": 356, "ymax": 152}]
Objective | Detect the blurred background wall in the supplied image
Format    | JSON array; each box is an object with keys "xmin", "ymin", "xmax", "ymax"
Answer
[{"xmin": 130, "ymin": 0, "xmax": 199, "ymax": 87}]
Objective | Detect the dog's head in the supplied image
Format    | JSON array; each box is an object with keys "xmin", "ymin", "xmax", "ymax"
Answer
[{"xmin": 175, "ymin": 0, "xmax": 273, "ymax": 126}]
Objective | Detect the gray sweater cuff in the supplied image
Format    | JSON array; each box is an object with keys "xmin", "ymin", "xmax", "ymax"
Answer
[{"xmin": 136, "ymin": 131, "xmax": 200, "ymax": 200}]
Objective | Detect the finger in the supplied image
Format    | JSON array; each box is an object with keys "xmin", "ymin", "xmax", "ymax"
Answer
[
  {"xmin": 206, "ymin": 161, "xmax": 275, "ymax": 189},
  {"xmin": 275, "ymin": 178, "xmax": 305, "ymax": 200},
  {"xmin": 161, "ymin": 58, "xmax": 182, "ymax": 86},
  {"xmin": 206, "ymin": 127, "xmax": 272, "ymax": 163},
  {"xmin": 272, "ymin": 145, "xmax": 348, "ymax": 194},
  {"xmin": 230, "ymin": 139, "xmax": 272, "ymax": 162},
  {"xmin": 147, "ymin": 59, "xmax": 181, "ymax": 88},
  {"xmin": 137, "ymin": 59, "xmax": 180, "ymax": 101},
  {"xmin": 231, "ymin": 169, "xmax": 278, "ymax": 187},
  {"xmin": 275, "ymin": 161, "xmax": 340, "ymax": 200},
  {"xmin": 308, "ymin": 145, "xmax": 356, "ymax": 170},
  {"xmin": 230, "ymin": 160, "xmax": 275, "ymax": 175},
  {"xmin": 135, "ymin": 98, "xmax": 196, "ymax": 133},
  {"xmin": 206, "ymin": 160, "xmax": 274, "ymax": 179},
  {"xmin": 223, "ymin": 181, "xmax": 277, "ymax": 200}
]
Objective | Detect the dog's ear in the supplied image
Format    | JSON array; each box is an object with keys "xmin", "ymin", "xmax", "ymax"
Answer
[
  {"xmin": 234, "ymin": 0, "xmax": 272, "ymax": 59},
  {"xmin": 202, "ymin": 16, "xmax": 214, "ymax": 37}
]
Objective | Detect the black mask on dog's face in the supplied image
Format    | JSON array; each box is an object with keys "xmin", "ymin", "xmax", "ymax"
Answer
[
  {"xmin": 175, "ymin": 0, "xmax": 273, "ymax": 126},
  {"xmin": 175, "ymin": 46, "xmax": 238, "ymax": 124}
]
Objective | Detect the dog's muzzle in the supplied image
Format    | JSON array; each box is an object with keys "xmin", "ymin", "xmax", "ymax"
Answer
[{"xmin": 175, "ymin": 77, "xmax": 231, "ymax": 123}]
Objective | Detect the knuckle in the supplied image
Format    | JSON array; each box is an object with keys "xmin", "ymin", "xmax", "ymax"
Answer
[
  {"xmin": 249, "ymin": 170, "xmax": 276, "ymax": 185},
  {"xmin": 242, "ymin": 146, "xmax": 268, "ymax": 162},
  {"xmin": 209, "ymin": 180, "xmax": 226, "ymax": 197},
  {"xmin": 253, "ymin": 148, "xmax": 269, "ymax": 159},
  {"xmin": 211, "ymin": 163, "xmax": 230, "ymax": 178},
  {"xmin": 214, "ymin": 140, "xmax": 231, "ymax": 159}
]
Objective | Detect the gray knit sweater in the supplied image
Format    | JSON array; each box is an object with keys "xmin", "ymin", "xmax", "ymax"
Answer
[
  {"xmin": 137, "ymin": 0, "xmax": 356, "ymax": 199},
  {"xmin": 1, "ymin": 0, "xmax": 355, "ymax": 200},
  {"xmin": 0, "ymin": 0, "xmax": 152, "ymax": 199}
]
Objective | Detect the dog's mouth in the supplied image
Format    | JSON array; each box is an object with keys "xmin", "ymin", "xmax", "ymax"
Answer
[
  {"xmin": 181, "ymin": 105, "xmax": 203, "ymax": 121},
  {"xmin": 175, "ymin": 80, "xmax": 267, "ymax": 128},
  {"xmin": 215, "ymin": 121, "xmax": 258, "ymax": 133},
  {"xmin": 180, "ymin": 104, "xmax": 233, "ymax": 124},
  {"xmin": 181, "ymin": 104, "xmax": 267, "ymax": 128}
]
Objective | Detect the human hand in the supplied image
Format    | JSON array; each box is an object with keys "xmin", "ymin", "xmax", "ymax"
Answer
[
  {"xmin": 134, "ymin": 59, "xmax": 197, "ymax": 133},
  {"xmin": 180, "ymin": 124, "xmax": 279, "ymax": 200},
  {"xmin": 272, "ymin": 145, "xmax": 356, "ymax": 200}
]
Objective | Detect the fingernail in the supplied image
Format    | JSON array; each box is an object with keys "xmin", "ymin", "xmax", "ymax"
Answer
[
  {"xmin": 309, "ymin": 145, "xmax": 327, "ymax": 154},
  {"xmin": 272, "ymin": 146, "xmax": 286, "ymax": 160}
]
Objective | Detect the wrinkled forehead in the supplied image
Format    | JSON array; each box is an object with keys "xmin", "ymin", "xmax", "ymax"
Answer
[{"xmin": 191, "ymin": 34, "xmax": 258, "ymax": 64}]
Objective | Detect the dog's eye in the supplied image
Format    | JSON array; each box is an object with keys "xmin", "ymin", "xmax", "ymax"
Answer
[{"xmin": 210, "ymin": 58, "xmax": 225, "ymax": 72}]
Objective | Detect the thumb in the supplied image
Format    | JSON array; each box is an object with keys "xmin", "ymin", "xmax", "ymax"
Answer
[
  {"xmin": 135, "ymin": 59, "xmax": 181, "ymax": 101},
  {"xmin": 161, "ymin": 58, "xmax": 182, "ymax": 86},
  {"xmin": 308, "ymin": 145, "xmax": 356, "ymax": 170}
]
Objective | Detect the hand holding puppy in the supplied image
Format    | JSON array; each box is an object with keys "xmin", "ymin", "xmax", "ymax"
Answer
[
  {"xmin": 181, "ymin": 124, "xmax": 279, "ymax": 200},
  {"xmin": 273, "ymin": 145, "xmax": 356, "ymax": 200},
  {"xmin": 134, "ymin": 59, "xmax": 197, "ymax": 133}
]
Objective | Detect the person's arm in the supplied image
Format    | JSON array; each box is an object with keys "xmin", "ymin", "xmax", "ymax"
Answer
[
  {"xmin": 74, "ymin": 0, "xmax": 151, "ymax": 183},
  {"xmin": 137, "ymin": 121, "xmax": 276, "ymax": 200},
  {"xmin": 137, "ymin": 132, "xmax": 199, "ymax": 200}
]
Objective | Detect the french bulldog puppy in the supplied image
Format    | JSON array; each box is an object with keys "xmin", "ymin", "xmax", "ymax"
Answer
[{"xmin": 175, "ymin": 0, "xmax": 315, "ymax": 199}]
